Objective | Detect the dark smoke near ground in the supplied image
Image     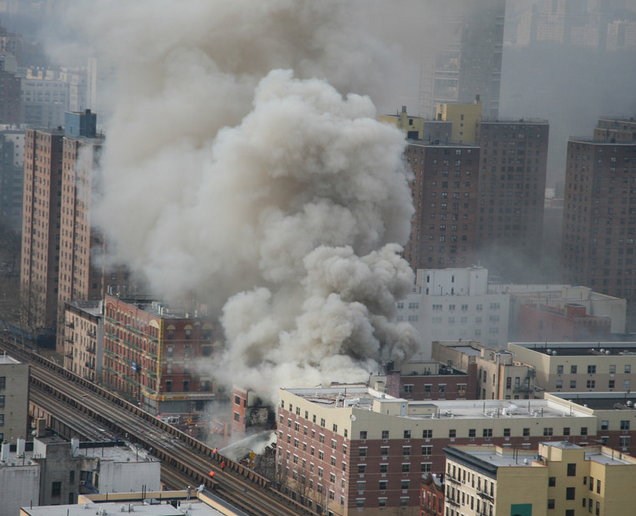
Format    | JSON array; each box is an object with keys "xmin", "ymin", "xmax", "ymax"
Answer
[{"xmin": 58, "ymin": 0, "xmax": 420, "ymax": 402}]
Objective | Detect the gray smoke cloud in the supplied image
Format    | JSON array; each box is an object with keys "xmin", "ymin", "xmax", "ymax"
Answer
[{"xmin": 65, "ymin": 0, "xmax": 419, "ymax": 401}]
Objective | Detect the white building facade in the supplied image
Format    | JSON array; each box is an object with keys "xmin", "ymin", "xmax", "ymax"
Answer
[{"xmin": 396, "ymin": 267, "xmax": 510, "ymax": 356}]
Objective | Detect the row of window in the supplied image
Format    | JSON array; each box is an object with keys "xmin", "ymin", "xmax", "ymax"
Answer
[
  {"xmin": 556, "ymin": 364, "xmax": 631, "ymax": 375},
  {"xmin": 556, "ymin": 379, "xmax": 630, "ymax": 391},
  {"xmin": 431, "ymin": 303, "xmax": 500, "ymax": 311}
]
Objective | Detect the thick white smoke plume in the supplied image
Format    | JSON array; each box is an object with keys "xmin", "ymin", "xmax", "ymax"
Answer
[{"xmin": 70, "ymin": 0, "xmax": 419, "ymax": 401}]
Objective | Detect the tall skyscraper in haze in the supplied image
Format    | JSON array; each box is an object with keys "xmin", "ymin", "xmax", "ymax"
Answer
[
  {"xmin": 561, "ymin": 118, "xmax": 636, "ymax": 302},
  {"xmin": 419, "ymin": 0, "xmax": 505, "ymax": 119}
]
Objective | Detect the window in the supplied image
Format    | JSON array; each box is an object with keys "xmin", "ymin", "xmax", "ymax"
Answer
[
  {"xmin": 422, "ymin": 429, "xmax": 432, "ymax": 438},
  {"xmin": 0, "ymin": 395, "xmax": 4, "ymax": 407},
  {"xmin": 482, "ymin": 428, "xmax": 493, "ymax": 437},
  {"xmin": 571, "ymin": 365, "xmax": 578, "ymax": 374},
  {"xmin": 626, "ymin": 364, "xmax": 632, "ymax": 374},
  {"xmin": 566, "ymin": 487, "xmax": 575, "ymax": 500},
  {"xmin": 571, "ymin": 380, "xmax": 577, "ymax": 388},
  {"xmin": 421, "ymin": 462, "xmax": 432, "ymax": 472},
  {"xmin": 379, "ymin": 480, "xmax": 387, "ymax": 490},
  {"xmin": 523, "ymin": 428, "xmax": 530, "ymax": 437},
  {"xmin": 557, "ymin": 365, "xmax": 563, "ymax": 374},
  {"xmin": 401, "ymin": 463, "xmax": 410, "ymax": 472},
  {"xmin": 621, "ymin": 420, "xmax": 630, "ymax": 430},
  {"xmin": 503, "ymin": 428, "xmax": 511, "ymax": 437},
  {"xmin": 402, "ymin": 446, "xmax": 411, "ymax": 456},
  {"xmin": 51, "ymin": 481, "xmax": 62, "ymax": 497},
  {"xmin": 449, "ymin": 429, "xmax": 456, "ymax": 438},
  {"xmin": 549, "ymin": 477, "xmax": 556, "ymax": 487},
  {"xmin": 548, "ymin": 499, "xmax": 555, "ymax": 509},
  {"xmin": 422, "ymin": 446, "xmax": 432, "ymax": 456},
  {"xmin": 359, "ymin": 431, "xmax": 367, "ymax": 439},
  {"xmin": 469, "ymin": 429, "xmax": 476, "ymax": 437},
  {"xmin": 581, "ymin": 427, "xmax": 588, "ymax": 436},
  {"xmin": 403, "ymin": 430, "xmax": 411, "ymax": 439},
  {"xmin": 401, "ymin": 479, "xmax": 410, "ymax": 489},
  {"xmin": 596, "ymin": 479, "xmax": 601, "ymax": 494},
  {"xmin": 380, "ymin": 446, "xmax": 389, "ymax": 457},
  {"xmin": 543, "ymin": 427, "xmax": 553, "ymax": 436},
  {"xmin": 588, "ymin": 365, "xmax": 596, "ymax": 374},
  {"xmin": 567, "ymin": 463, "xmax": 576, "ymax": 476},
  {"xmin": 564, "ymin": 427, "xmax": 571, "ymax": 436},
  {"xmin": 380, "ymin": 463, "xmax": 388, "ymax": 473},
  {"xmin": 382, "ymin": 430, "xmax": 389, "ymax": 439}
]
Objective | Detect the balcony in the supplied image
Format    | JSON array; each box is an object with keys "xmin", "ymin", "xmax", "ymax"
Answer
[
  {"xmin": 446, "ymin": 498, "xmax": 460, "ymax": 508},
  {"xmin": 477, "ymin": 489, "xmax": 494, "ymax": 502},
  {"xmin": 446, "ymin": 474, "xmax": 461, "ymax": 485}
]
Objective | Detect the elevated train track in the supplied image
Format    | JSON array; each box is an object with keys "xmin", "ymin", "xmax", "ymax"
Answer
[{"xmin": 0, "ymin": 338, "xmax": 309, "ymax": 516}]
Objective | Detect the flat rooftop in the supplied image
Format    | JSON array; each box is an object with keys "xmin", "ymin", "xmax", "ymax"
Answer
[
  {"xmin": 448, "ymin": 345, "xmax": 481, "ymax": 357},
  {"xmin": 1, "ymin": 439, "xmax": 157, "ymax": 469},
  {"xmin": 446, "ymin": 445, "xmax": 540, "ymax": 469},
  {"xmin": 448, "ymin": 441, "xmax": 635, "ymax": 469},
  {"xmin": 551, "ymin": 392, "xmax": 636, "ymax": 411},
  {"xmin": 22, "ymin": 501, "xmax": 229, "ymax": 516},
  {"xmin": 283, "ymin": 387, "xmax": 594, "ymax": 420},
  {"xmin": 511, "ymin": 342, "xmax": 636, "ymax": 357},
  {"xmin": 0, "ymin": 353, "xmax": 20, "ymax": 365}
]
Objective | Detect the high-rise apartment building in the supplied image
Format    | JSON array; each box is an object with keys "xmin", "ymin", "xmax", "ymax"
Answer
[
  {"xmin": 21, "ymin": 69, "xmax": 69, "ymax": 128},
  {"xmin": 475, "ymin": 120, "xmax": 549, "ymax": 278},
  {"xmin": 21, "ymin": 126, "xmax": 65, "ymax": 334},
  {"xmin": 0, "ymin": 128, "xmax": 25, "ymax": 232},
  {"xmin": 21, "ymin": 110, "xmax": 125, "ymax": 346},
  {"xmin": 561, "ymin": 118, "xmax": 636, "ymax": 301},
  {"xmin": 0, "ymin": 54, "xmax": 21, "ymax": 126},
  {"xmin": 395, "ymin": 107, "xmax": 549, "ymax": 281},
  {"xmin": 402, "ymin": 142, "xmax": 481, "ymax": 270},
  {"xmin": 419, "ymin": 0, "xmax": 505, "ymax": 119}
]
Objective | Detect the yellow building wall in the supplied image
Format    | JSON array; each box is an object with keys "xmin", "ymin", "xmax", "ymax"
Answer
[
  {"xmin": 378, "ymin": 111, "xmax": 425, "ymax": 140},
  {"xmin": 591, "ymin": 462, "xmax": 636, "ymax": 516},
  {"xmin": 496, "ymin": 467, "xmax": 548, "ymax": 516},
  {"xmin": 435, "ymin": 103, "xmax": 482, "ymax": 144}
]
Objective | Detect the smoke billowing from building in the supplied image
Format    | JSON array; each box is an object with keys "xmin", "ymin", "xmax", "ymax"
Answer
[{"xmin": 65, "ymin": 0, "xmax": 419, "ymax": 401}]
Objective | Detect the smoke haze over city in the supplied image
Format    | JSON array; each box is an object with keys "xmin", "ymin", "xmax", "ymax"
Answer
[{"xmin": 14, "ymin": 0, "xmax": 635, "ymax": 398}]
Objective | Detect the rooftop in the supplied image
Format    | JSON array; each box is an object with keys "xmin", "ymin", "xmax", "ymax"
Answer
[
  {"xmin": 550, "ymin": 392, "xmax": 636, "ymax": 411},
  {"xmin": 446, "ymin": 444, "xmax": 540, "ymax": 469},
  {"xmin": 1, "ymin": 438, "xmax": 157, "ymax": 468},
  {"xmin": 447, "ymin": 442, "xmax": 636, "ymax": 470},
  {"xmin": 67, "ymin": 299, "xmax": 103, "ymax": 317},
  {"xmin": 0, "ymin": 353, "xmax": 20, "ymax": 365},
  {"xmin": 283, "ymin": 387, "xmax": 594, "ymax": 421},
  {"xmin": 511, "ymin": 342, "xmax": 636, "ymax": 357},
  {"xmin": 22, "ymin": 500, "xmax": 227, "ymax": 516}
]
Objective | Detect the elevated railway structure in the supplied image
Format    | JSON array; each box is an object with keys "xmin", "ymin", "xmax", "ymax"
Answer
[{"xmin": 0, "ymin": 338, "xmax": 309, "ymax": 516}]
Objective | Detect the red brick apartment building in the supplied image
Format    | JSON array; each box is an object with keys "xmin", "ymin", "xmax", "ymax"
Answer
[
  {"xmin": 421, "ymin": 473, "xmax": 445, "ymax": 516},
  {"xmin": 475, "ymin": 120, "xmax": 548, "ymax": 278},
  {"xmin": 103, "ymin": 295, "xmax": 216, "ymax": 414},
  {"xmin": 561, "ymin": 119, "xmax": 636, "ymax": 302},
  {"xmin": 383, "ymin": 360, "xmax": 478, "ymax": 401},
  {"xmin": 276, "ymin": 387, "xmax": 621, "ymax": 516},
  {"xmin": 403, "ymin": 142, "xmax": 481, "ymax": 270},
  {"xmin": 517, "ymin": 302, "xmax": 611, "ymax": 342},
  {"xmin": 21, "ymin": 128, "xmax": 65, "ymax": 333}
]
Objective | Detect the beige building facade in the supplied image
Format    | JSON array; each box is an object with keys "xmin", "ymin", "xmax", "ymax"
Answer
[
  {"xmin": 444, "ymin": 440, "xmax": 636, "ymax": 516},
  {"xmin": 0, "ymin": 354, "xmax": 28, "ymax": 442}
]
